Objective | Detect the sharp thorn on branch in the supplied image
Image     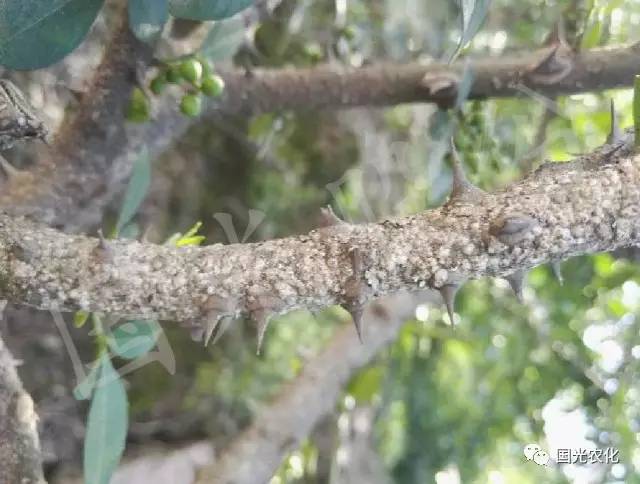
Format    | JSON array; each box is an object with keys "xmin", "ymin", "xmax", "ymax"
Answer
[
  {"xmin": 211, "ymin": 316, "xmax": 233, "ymax": 347},
  {"xmin": 255, "ymin": 313, "xmax": 272, "ymax": 355},
  {"xmin": 344, "ymin": 303, "xmax": 364, "ymax": 343},
  {"xmin": 607, "ymin": 99, "xmax": 623, "ymax": 144},
  {"xmin": 448, "ymin": 138, "xmax": 484, "ymax": 203},
  {"xmin": 551, "ymin": 261, "xmax": 564, "ymax": 285},
  {"xmin": 97, "ymin": 229, "xmax": 110, "ymax": 251},
  {"xmin": 505, "ymin": 270, "xmax": 526, "ymax": 303},
  {"xmin": 319, "ymin": 205, "xmax": 344, "ymax": 227},
  {"xmin": 203, "ymin": 316, "xmax": 222, "ymax": 347},
  {"xmin": 439, "ymin": 284, "xmax": 460, "ymax": 326}
]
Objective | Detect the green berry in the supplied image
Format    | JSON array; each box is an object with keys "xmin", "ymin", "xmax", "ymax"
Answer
[
  {"xmin": 180, "ymin": 94, "xmax": 202, "ymax": 117},
  {"xmin": 342, "ymin": 25, "xmax": 357, "ymax": 41},
  {"xmin": 166, "ymin": 65, "xmax": 182, "ymax": 83},
  {"xmin": 199, "ymin": 58, "xmax": 214, "ymax": 78},
  {"xmin": 180, "ymin": 58, "xmax": 203, "ymax": 85},
  {"xmin": 126, "ymin": 87, "xmax": 150, "ymax": 123},
  {"xmin": 201, "ymin": 75, "xmax": 225, "ymax": 97},
  {"xmin": 150, "ymin": 75, "xmax": 167, "ymax": 95},
  {"xmin": 304, "ymin": 43, "xmax": 323, "ymax": 62}
]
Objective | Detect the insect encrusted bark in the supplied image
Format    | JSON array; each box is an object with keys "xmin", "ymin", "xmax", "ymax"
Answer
[{"xmin": 0, "ymin": 113, "xmax": 638, "ymax": 347}]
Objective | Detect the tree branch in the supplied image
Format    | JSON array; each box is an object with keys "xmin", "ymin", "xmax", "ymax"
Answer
[
  {"xmin": 0, "ymin": 0, "xmax": 153, "ymax": 231},
  {"xmin": 0, "ymin": 131, "xmax": 637, "ymax": 327},
  {"xmin": 211, "ymin": 43, "xmax": 640, "ymax": 115},
  {"xmin": 0, "ymin": 332, "xmax": 45, "ymax": 484},
  {"xmin": 195, "ymin": 293, "xmax": 421, "ymax": 484},
  {"xmin": 1, "ymin": 43, "xmax": 639, "ymax": 230}
]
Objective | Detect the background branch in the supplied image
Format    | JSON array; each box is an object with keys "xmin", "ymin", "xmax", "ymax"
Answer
[
  {"xmin": 0, "ymin": 332, "xmax": 45, "ymax": 484},
  {"xmin": 196, "ymin": 292, "xmax": 423, "ymax": 484}
]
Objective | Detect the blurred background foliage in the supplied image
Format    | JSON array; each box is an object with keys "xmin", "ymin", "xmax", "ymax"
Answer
[{"xmin": 37, "ymin": 0, "xmax": 640, "ymax": 482}]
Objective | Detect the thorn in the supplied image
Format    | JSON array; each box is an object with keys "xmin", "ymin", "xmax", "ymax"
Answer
[
  {"xmin": 211, "ymin": 316, "xmax": 232, "ymax": 346},
  {"xmin": 551, "ymin": 261, "xmax": 564, "ymax": 285},
  {"xmin": 97, "ymin": 229, "xmax": 109, "ymax": 249},
  {"xmin": 607, "ymin": 99, "xmax": 623, "ymax": 144},
  {"xmin": 506, "ymin": 270, "xmax": 526, "ymax": 303},
  {"xmin": 439, "ymin": 284, "xmax": 459, "ymax": 326},
  {"xmin": 319, "ymin": 205, "xmax": 344, "ymax": 227},
  {"xmin": 344, "ymin": 304, "xmax": 364, "ymax": 343},
  {"xmin": 448, "ymin": 138, "xmax": 484, "ymax": 204},
  {"xmin": 255, "ymin": 312, "xmax": 272, "ymax": 355},
  {"xmin": 344, "ymin": 247, "xmax": 365, "ymax": 342},
  {"xmin": 203, "ymin": 317, "xmax": 221, "ymax": 347}
]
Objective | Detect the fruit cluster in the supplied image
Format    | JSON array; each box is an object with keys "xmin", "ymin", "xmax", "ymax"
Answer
[{"xmin": 127, "ymin": 57, "xmax": 226, "ymax": 122}]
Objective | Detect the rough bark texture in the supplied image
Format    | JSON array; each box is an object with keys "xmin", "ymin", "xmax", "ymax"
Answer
[
  {"xmin": 195, "ymin": 292, "xmax": 422, "ymax": 484},
  {"xmin": 1, "ymin": 43, "xmax": 639, "ymax": 230},
  {"xmin": 0, "ymin": 131, "xmax": 637, "ymax": 326},
  {"xmin": 0, "ymin": 1, "xmax": 153, "ymax": 231},
  {"xmin": 0, "ymin": 334, "xmax": 46, "ymax": 484},
  {"xmin": 214, "ymin": 43, "xmax": 640, "ymax": 115}
]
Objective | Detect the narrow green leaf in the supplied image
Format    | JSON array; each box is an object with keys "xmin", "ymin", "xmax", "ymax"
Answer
[
  {"xmin": 0, "ymin": 0, "xmax": 105, "ymax": 69},
  {"xmin": 83, "ymin": 357, "xmax": 128, "ymax": 484},
  {"xmin": 115, "ymin": 148, "xmax": 151, "ymax": 236},
  {"xmin": 199, "ymin": 16, "xmax": 246, "ymax": 61},
  {"xmin": 450, "ymin": 0, "xmax": 491, "ymax": 62},
  {"xmin": 634, "ymin": 75, "xmax": 640, "ymax": 149},
  {"xmin": 454, "ymin": 63, "xmax": 475, "ymax": 109},
  {"xmin": 128, "ymin": 0, "xmax": 169, "ymax": 43},
  {"xmin": 73, "ymin": 360, "xmax": 101, "ymax": 400},
  {"xmin": 118, "ymin": 222, "xmax": 141, "ymax": 240},
  {"xmin": 107, "ymin": 320, "xmax": 161, "ymax": 359},
  {"xmin": 169, "ymin": 0, "xmax": 254, "ymax": 21}
]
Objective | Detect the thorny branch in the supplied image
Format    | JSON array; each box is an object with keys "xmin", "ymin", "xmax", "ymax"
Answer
[
  {"xmin": 2, "ymin": 43, "xmax": 640, "ymax": 230},
  {"xmin": 0, "ymin": 128, "xmax": 637, "ymax": 349}
]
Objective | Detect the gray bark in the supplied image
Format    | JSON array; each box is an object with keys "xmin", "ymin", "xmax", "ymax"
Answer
[
  {"xmin": 0, "ymin": 131, "xmax": 637, "ymax": 327},
  {"xmin": 0, "ymin": 334, "xmax": 46, "ymax": 484}
]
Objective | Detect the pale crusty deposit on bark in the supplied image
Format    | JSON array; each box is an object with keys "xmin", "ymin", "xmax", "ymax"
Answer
[{"xmin": 0, "ymin": 131, "xmax": 638, "ymax": 336}]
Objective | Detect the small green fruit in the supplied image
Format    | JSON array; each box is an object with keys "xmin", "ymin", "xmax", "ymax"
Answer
[
  {"xmin": 201, "ymin": 75, "xmax": 225, "ymax": 97},
  {"xmin": 166, "ymin": 65, "xmax": 182, "ymax": 83},
  {"xmin": 126, "ymin": 87, "xmax": 150, "ymax": 123},
  {"xmin": 180, "ymin": 94, "xmax": 202, "ymax": 117},
  {"xmin": 150, "ymin": 75, "xmax": 166, "ymax": 95},
  {"xmin": 200, "ymin": 58, "xmax": 214, "ymax": 78},
  {"xmin": 342, "ymin": 25, "xmax": 357, "ymax": 41},
  {"xmin": 180, "ymin": 58, "xmax": 203, "ymax": 84}
]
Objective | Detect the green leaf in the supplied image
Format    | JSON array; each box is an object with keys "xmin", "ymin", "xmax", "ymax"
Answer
[
  {"xmin": 83, "ymin": 356, "xmax": 128, "ymax": 484},
  {"xmin": 0, "ymin": 0, "xmax": 105, "ymax": 70},
  {"xmin": 73, "ymin": 360, "xmax": 101, "ymax": 400},
  {"xmin": 451, "ymin": 0, "xmax": 491, "ymax": 62},
  {"xmin": 455, "ymin": 62, "xmax": 475, "ymax": 109},
  {"xmin": 580, "ymin": 20, "xmax": 602, "ymax": 50},
  {"xmin": 74, "ymin": 310, "xmax": 90, "ymax": 328},
  {"xmin": 168, "ymin": 0, "xmax": 254, "ymax": 21},
  {"xmin": 199, "ymin": 16, "xmax": 246, "ymax": 61},
  {"xmin": 107, "ymin": 320, "xmax": 161, "ymax": 359},
  {"xmin": 128, "ymin": 0, "xmax": 168, "ymax": 43},
  {"xmin": 114, "ymin": 148, "xmax": 151, "ymax": 236}
]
